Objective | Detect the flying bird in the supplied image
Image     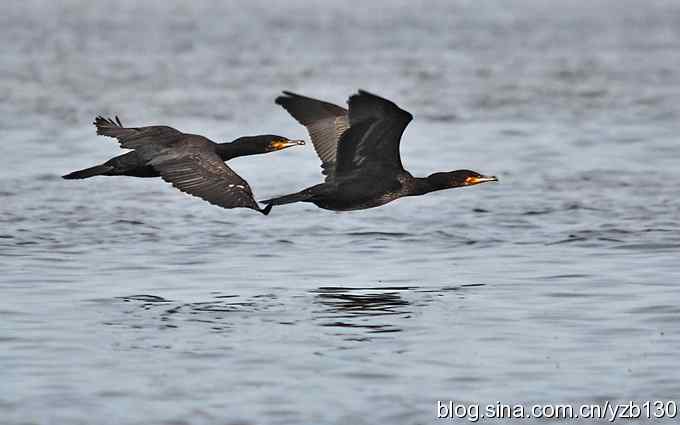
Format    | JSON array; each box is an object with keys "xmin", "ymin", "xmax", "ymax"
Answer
[
  {"xmin": 263, "ymin": 90, "xmax": 496, "ymax": 211},
  {"xmin": 63, "ymin": 116, "xmax": 304, "ymax": 215}
]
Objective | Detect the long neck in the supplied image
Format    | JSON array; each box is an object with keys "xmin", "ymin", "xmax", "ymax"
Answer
[
  {"xmin": 410, "ymin": 174, "xmax": 456, "ymax": 196},
  {"xmin": 410, "ymin": 177, "xmax": 437, "ymax": 196},
  {"xmin": 215, "ymin": 137, "xmax": 265, "ymax": 161}
]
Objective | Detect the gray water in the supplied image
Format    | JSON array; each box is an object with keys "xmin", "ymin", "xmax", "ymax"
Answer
[{"xmin": 2, "ymin": 1, "xmax": 680, "ymax": 424}]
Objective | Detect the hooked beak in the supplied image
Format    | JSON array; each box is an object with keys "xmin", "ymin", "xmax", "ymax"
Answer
[
  {"xmin": 272, "ymin": 139, "xmax": 305, "ymax": 150},
  {"xmin": 465, "ymin": 175, "xmax": 498, "ymax": 185}
]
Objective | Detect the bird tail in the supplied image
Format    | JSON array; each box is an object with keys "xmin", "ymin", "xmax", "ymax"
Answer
[
  {"xmin": 261, "ymin": 191, "xmax": 314, "ymax": 207},
  {"xmin": 62, "ymin": 164, "xmax": 113, "ymax": 179}
]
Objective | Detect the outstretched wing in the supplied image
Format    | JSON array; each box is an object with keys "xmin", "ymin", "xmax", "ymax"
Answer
[
  {"xmin": 334, "ymin": 90, "xmax": 413, "ymax": 177},
  {"xmin": 94, "ymin": 116, "xmax": 184, "ymax": 151},
  {"xmin": 149, "ymin": 143, "xmax": 262, "ymax": 212},
  {"xmin": 275, "ymin": 92, "xmax": 349, "ymax": 179},
  {"xmin": 95, "ymin": 116, "xmax": 262, "ymax": 212}
]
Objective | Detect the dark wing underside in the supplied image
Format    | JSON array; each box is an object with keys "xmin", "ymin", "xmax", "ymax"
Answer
[
  {"xmin": 275, "ymin": 92, "xmax": 349, "ymax": 180},
  {"xmin": 150, "ymin": 149, "xmax": 261, "ymax": 211},
  {"xmin": 334, "ymin": 90, "xmax": 413, "ymax": 177},
  {"xmin": 94, "ymin": 116, "xmax": 261, "ymax": 211}
]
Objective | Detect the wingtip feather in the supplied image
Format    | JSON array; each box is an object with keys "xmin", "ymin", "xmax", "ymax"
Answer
[
  {"xmin": 260, "ymin": 203, "xmax": 273, "ymax": 215},
  {"xmin": 276, "ymin": 90, "xmax": 300, "ymax": 105}
]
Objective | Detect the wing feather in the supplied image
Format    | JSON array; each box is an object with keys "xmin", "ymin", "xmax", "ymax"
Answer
[
  {"xmin": 275, "ymin": 92, "xmax": 349, "ymax": 179},
  {"xmin": 150, "ymin": 149, "xmax": 261, "ymax": 211},
  {"xmin": 93, "ymin": 116, "xmax": 184, "ymax": 150},
  {"xmin": 334, "ymin": 90, "xmax": 413, "ymax": 176}
]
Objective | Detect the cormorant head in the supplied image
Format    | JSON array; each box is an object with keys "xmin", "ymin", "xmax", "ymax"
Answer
[
  {"xmin": 428, "ymin": 170, "xmax": 498, "ymax": 189},
  {"xmin": 258, "ymin": 135, "xmax": 306, "ymax": 152},
  {"xmin": 222, "ymin": 135, "xmax": 305, "ymax": 160}
]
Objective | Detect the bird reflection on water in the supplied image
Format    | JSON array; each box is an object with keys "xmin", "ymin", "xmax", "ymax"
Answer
[
  {"xmin": 311, "ymin": 287, "xmax": 413, "ymax": 335},
  {"xmin": 312, "ymin": 284, "xmax": 486, "ymax": 338},
  {"xmin": 110, "ymin": 285, "xmax": 486, "ymax": 338}
]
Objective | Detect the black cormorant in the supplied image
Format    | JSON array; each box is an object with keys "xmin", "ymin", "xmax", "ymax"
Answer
[
  {"xmin": 63, "ymin": 116, "xmax": 304, "ymax": 215},
  {"xmin": 263, "ymin": 90, "xmax": 497, "ymax": 211}
]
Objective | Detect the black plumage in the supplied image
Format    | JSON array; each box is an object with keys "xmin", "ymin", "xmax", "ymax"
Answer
[
  {"xmin": 263, "ymin": 90, "xmax": 497, "ymax": 211},
  {"xmin": 63, "ymin": 116, "xmax": 304, "ymax": 215}
]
